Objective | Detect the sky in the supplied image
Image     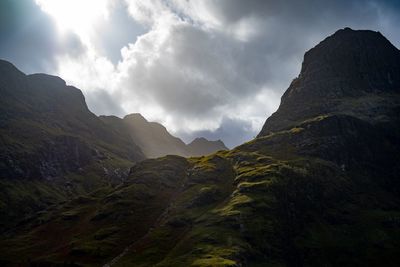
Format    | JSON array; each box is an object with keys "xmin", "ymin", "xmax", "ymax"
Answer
[{"xmin": 1, "ymin": 0, "xmax": 399, "ymax": 148}]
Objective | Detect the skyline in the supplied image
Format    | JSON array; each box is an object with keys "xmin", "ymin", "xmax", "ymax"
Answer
[{"xmin": 1, "ymin": 0, "xmax": 400, "ymax": 147}]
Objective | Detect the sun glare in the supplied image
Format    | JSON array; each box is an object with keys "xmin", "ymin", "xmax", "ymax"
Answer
[{"xmin": 35, "ymin": 0, "xmax": 109, "ymax": 36}]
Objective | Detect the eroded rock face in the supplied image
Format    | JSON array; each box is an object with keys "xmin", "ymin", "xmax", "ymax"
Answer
[
  {"xmin": 0, "ymin": 136, "xmax": 93, "ymax": 180},
  {"xmin": 259, "ymin": 28, "xmax": 400, "ymax": 136}
]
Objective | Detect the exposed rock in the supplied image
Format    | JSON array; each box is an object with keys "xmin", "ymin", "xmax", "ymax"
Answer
[{"xmin": 259, "ymin": 28, "xmax": 400, "ymax": 136}]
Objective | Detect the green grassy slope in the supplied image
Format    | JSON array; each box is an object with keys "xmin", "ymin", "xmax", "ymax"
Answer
[
  {"xmin": 2, "ymin": 115, "xmax": 399, "ymax": 266},
  {"xmin": 112, "ymin": 117, "xmax": 400, "ymax": 266}
]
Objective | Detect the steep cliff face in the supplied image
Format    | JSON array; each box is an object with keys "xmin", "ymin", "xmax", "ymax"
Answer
[{"xmin": 259, "ymin": 28, "xmax": 400, "ymax": 136}]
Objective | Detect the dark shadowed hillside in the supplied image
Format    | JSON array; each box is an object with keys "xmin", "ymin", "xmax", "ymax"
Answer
[{"xmin": 0, "ymin": 60, "xmax": 145, "ymax": 229}]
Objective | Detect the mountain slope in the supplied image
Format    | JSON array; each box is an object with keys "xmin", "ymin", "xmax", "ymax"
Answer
[
  {"xmin": 3, "ymin": 127, "xmax": 398, "ymax": 266},
  {"xmin": 1, "ymin": 28, "xmax": 400, "ymax": 267},
  {"xmin": 100, "ymin": 114, "xmax": 228, "ymax": 158},
  {"xmin": 0, "ymin": 60, "xmax": 145, "ymax": 179},
  {"xmin": 0, "ymin": 60, "xmax": 145, "ymax": 230}
]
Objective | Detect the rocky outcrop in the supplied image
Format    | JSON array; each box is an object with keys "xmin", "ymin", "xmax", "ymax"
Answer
[
  {"xmin": 1, "ymin": 135, "xmax": 93, "ymax": 180},
  {"xmin": 259, "ymin": 28, "xmax": 400, "ymax": 136}
]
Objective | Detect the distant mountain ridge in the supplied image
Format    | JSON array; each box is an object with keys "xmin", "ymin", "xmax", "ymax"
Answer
[
  {"xmin": 100, "ymin": 113, "xmax": 228, "ymax": 158},
  {"xmin": 187, "ymin": 137, "xmax": 227, "ymax": 157}
]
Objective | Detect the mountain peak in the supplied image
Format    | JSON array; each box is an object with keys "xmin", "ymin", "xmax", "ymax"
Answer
[
  {"xmin": 259, "ymin": 28, "xmax": 400, "ymax": 136},
  {"xmin": 27, "ymin": 73, "xmax": 67, "ymax": 88},
  {"xmin": 299, "ymin": 27, "xmax": 399, "ymax": 91},
  {"xmin": 0, "ymin": 59, "xmax": 25, "ymax": 75},
  {"xmin": 123, "ymin": 113, "xmax": 148, "ymax": 122},
  {"xmin": 187, "ymin": 137, "xmax": 228, "ymax": 156},
  {"xmin": 0, "ymin": 59, "xmax": 26, "ymax": 87},
  {"xmin": 191, "ymin": 137, "xmax": 208, "ymax": 142},
  {"xmin": 190, "ymin": 137, "xmax": 225, "ymax": 146}
]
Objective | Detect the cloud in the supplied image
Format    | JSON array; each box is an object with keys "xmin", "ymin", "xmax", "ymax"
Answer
[
  {"xmin": 91, "ymin": 0, "xmax": 145, "ymax": 64},
  {"xmin": 178, "ymin": 116, "xmax": 257, "ymax": 149},
  {"xmin": 0, "ymin": 0, "xmax": 85, "ymax": 74},
  {"xmin": 105, "ymin": 0, "xmax": 399, "ymax": 146},
  {"xmin": 84, "ymin": 89, "xmax": 126, "ymax": 117},
  {"xmin": 2, "ymin": 0, "xmax": 400, "ymax": 147}
]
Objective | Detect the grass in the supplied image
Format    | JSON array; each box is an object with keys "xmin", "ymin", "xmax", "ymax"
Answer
[{"xmin": 2, "ymin": 114, "xmax": 400, "ymax": 266}]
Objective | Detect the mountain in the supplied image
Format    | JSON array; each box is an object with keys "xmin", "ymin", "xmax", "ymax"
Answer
[
  {"xmin": 0, "ymin": 59, "xmax": 226, "ymax": 232},
  {"xmin": 259, "ymin": 27, "xmax": 400, "ymax": 136},
  {"xmin": 100, "ymin": 114, "xmax": 228, "ymax": 158},
  {"xmin": 0, "ymin": 60, "xmax": 144, "ymax": 229},
  {"xmin": 186, "ymin": 137, "xmax": 227, "ymax": 157},
  {"xmin": 1, "ymin": 28, "xmax": 400, "ymax": 267},
  {"xmin": 0, "ymin": 60, "xmax": 145, "ymax": 179}
]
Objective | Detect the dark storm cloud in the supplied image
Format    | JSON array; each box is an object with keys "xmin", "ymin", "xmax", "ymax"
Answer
[
  {"xmin": 198, "ymin": 0, "xmax": 396, "ymax": 25},
  {"xmin": 181, "ymin": 0, "xmax": 400, "ymax": 91},
  {"xmin": 0, "ymin": 0, "xmax": 85, "ymax": 74}
]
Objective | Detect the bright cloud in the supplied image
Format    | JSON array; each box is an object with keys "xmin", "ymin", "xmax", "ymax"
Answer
[{"xmin": 35, "ymin": 0, "xmax": 110, "ymax": 39}]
